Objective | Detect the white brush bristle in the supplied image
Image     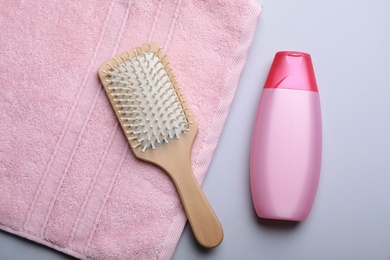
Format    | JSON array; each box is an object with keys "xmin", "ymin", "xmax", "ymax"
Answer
[{"xmin": 104, "ymin": 50, "xmax": 190, "ymax": 152}]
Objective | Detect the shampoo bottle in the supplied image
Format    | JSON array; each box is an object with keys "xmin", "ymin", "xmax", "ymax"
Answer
[{"xmin": 250, "ymin": 51, "xmax": 322, "ymax": 221}]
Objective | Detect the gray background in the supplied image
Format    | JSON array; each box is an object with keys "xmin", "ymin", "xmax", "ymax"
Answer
[{"xmin": 1, "ymin": 0, "xmax": 390, "ymax": 259}]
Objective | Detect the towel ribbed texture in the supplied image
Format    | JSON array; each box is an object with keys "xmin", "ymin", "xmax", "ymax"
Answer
[{"xmin": 0, "ymin": 0, "xmax": 262, "ymax": 259}]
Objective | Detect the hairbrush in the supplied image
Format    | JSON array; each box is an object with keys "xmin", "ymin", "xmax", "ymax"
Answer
[{"xmin": 98, "ymin": 42, "xmax": 223, "ymax": 248}]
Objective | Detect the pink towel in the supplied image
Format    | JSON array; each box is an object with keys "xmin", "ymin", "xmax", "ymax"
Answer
[{"xmin": 0, "ymin": 0, "xmax": 261, "ymax": 259}]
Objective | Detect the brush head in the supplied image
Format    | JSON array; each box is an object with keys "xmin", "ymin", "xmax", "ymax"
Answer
[{"xmin": 99, "ymin": 43, "xmax": 195, "ymax": 153}]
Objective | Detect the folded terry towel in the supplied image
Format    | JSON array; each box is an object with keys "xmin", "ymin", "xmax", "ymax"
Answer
[{"xmin": 0, "ymin": 0, "xmax": 261, "ymax": 259}]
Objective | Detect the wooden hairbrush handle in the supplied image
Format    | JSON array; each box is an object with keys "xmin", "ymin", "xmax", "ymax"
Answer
[{"xmin": 166, "ymin": 156, "xmax": 223, "ymax": 248}]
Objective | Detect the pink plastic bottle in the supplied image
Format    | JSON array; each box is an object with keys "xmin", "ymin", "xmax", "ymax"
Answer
[{"xmin": 250, "ymin": 51, "xmax": 322, "ymax": 221}]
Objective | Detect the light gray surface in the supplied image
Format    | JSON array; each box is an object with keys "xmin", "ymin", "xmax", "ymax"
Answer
[{"xmin": 1, "ymin": 0, "xmax": 390, "ymax": 259}]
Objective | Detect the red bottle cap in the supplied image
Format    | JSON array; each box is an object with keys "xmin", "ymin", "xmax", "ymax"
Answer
[{"xmin": 263, "ymin": 51, "xmax": 318, "ymax": 92}]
